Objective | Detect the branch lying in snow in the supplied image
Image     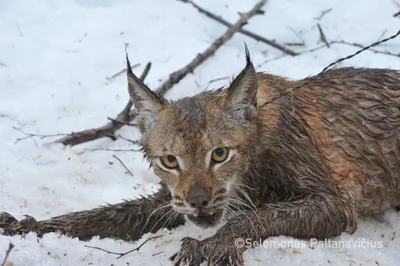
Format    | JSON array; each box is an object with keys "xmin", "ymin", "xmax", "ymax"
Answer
[
  {"xmin": 13, "ymin": 127, "xmax": 69, "ymax": 145},
  {"xmin": 178, "ymin": 0, "xmax": 298, "ymax": 56},
  {"xmin": 84, "ymin": 235, "xmax": 161, "ymax": 259},
  {"xmin": 112, "ymin": 154, "xmax": 134, "ymax": 176},
  {"xmin": 53, "ymin": 0, "xmax": 267, "ymax": 146},
  {"xmin": 53, "ymin": 62, "xmax": 151, "ymax": 147},
  {"xmin": 0, "ymin": 242, "xmax": 14, "ymax": 266},
  {"xmin": 156, "ymin": 0, "xmax": 268, "ymax": 95}
]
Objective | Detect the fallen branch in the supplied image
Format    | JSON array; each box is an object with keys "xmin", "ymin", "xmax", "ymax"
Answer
[
  {"xmin": 112, "ymin": 155, "xmax": 134, "ymax": 176},
  {"xmin": 54, "ymin": 62, "xmax": 151, "ymax": 147},
  {"xmin": 54, "ymin": 0, "xmax": 267, "ymax": 146},
  {"xmin": 178, "ymin": 0, "xmax": 297, "ymax": 56},
  {"xmin": 84, "ymin": 235, "xmax": 161, "ymax": 259},
  {"xmin": 314, "ymin": 8, "xmax": 332, "ymax": 20},
  {"xmin": 0, "ymin": 242, "xmax": 14, "ymax": 266},
  {"xmin": 13, "ymin": 127, "xmax": 69, "ymax": 144}
]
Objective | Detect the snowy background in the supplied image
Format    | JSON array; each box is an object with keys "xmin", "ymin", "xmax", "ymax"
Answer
[{"xmin": 1, "ymin": 0, "xmax": 400, "ymax": 265}]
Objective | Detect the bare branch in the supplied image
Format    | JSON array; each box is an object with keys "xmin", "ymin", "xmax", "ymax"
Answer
[
  {"xmin": 331, "ymin": 40, "xmax": 400, "ymax": 57},
  {"xmin": 112, "ymin": 155, "xmax": 133, "ymax": 176},
  {"xmin": 13, "ymin": 127, "xmax": 69, "ymax": 144},
  {"xmin": 314, "ymin": 8, "xmax": 332, "ymax": 20},
  {"xmin": 157, "ymin": 0, "xmax": 268, "ymax": 95},
  {"xmin": 118, "ymin": 135, "xmax": 140, "ymax": 145},
  {"xmin": 178, "ymin": 0, "xmax": 297, "ymax": 56},
  {"xmin": 84, "ymin": 235, "xmax": 161, "ymax": 259},
  {"xmin": 152, "ymin": 251, "xmax": 164, "ymax": 256},
  {"xmin": 0, "ymin": 242, "xmax": 14, "ymax": 266},
  {"xmin": 208, "ymin": 76, "xmax": 229, "ymax": 84},
  {"xmin": 317, "ymin": 23, "xmax": 330, "ymax": 48},
  {"xmin": 53, "ymin": 62, "xmax": 151, "ymax": 147}
]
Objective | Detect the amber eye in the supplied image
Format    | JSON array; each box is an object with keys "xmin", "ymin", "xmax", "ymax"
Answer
[
  {"xmin": 211, "ymin": 147, "xmax": 229, "ymax": 163},
  {"xmin": 160, "ymin": 155, "xmax": 179, "ymax": 169}
]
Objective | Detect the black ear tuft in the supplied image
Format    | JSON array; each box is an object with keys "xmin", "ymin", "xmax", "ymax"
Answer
[
  {"xmin": 225, "ymin": 44, "xmax": 258, "ymax": 109},
  {"xmin": 125, "ymin": 48, "xmax": 164, "ymax": 132},
  {"xmin": 244, "ymin": 42, "xmax": 252, "ymax": 66}
]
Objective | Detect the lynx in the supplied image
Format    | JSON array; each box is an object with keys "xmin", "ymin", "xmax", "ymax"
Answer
[{"xmin": 1, "ymin": 47, "xmax": 400, "ymax": 266}]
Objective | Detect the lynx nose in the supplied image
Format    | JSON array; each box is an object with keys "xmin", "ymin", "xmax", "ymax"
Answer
[{"xmin": 187, "ymin": 185, "xmax": 210, "ymax": 209}]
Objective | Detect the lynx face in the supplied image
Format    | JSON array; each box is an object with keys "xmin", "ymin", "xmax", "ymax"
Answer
[{"xmin": 126, "ymin": 48, "xmax": 259, "ymax": 227}]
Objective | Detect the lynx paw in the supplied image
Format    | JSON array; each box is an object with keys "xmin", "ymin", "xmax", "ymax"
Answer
[
  {"xmin": 0, "ymin": 212, "xmax": 18, "ymax": 229},
  {"xmin": 170, "ymin": 236, "xmax": 244, "ymax": 266},
  {"xmin": 170, "ymin": 237, "xmax": 206, "ymax": 266},
  {"xmin": 0, "ymin": 212, "xmax": 39, "ymax": 236}
]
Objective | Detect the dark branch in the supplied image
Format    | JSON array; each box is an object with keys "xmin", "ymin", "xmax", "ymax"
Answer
[
  {"xmin": 178, "ymin": 0, "xmax": 297, "ymax": 56},
  {"xmin": 317, "ymin": 23, "xmax": 330, "ymax": 48},
  {"xmin": 54, "ymin": 62, "xmax": 151, "ymax": 147},
  {"xmin": 84, "ymin": 235, "xmax": 161, "ymax": 259},
  {"xmin": 157, "ymin": 0, "xmax": 268, "ymax": 95}
]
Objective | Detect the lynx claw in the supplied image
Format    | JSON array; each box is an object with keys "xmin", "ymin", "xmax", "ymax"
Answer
[
  {"xmin": 170, "ymin": 236, "xmax": 244, "ymax": 266},
  {"xmin": 170, "ymin": 237, "xmax": 206, "ymax": 266}
]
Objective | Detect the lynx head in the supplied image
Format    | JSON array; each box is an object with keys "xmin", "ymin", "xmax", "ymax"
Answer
[{"xmin": 127, "ymin": 47, "xmax": 259, "ymax": 227}]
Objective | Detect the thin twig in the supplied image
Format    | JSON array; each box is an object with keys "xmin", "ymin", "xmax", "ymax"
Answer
[
  {"xmin": 84, "ymin": 235, "xmax": 161, "ymax": 259},
  {"xmin": 178, "ymin": 0, "xmax": 297, "ymax": 56},
  {"xmin": 152, "ymin": 251, "xmax": 164, "ymax": 256},
  {"xmin": 317, "ymin": 23, "xmax": 330, "ymax": 48},
  {"xmin": 157, "ymin": 0, "xmax": 268, "ymax": 95},
  {"xmin": 331, "ymin": 40, "xmax": 400, "ymax": 57},
  {"xmin": 314, "ymin": 8, "xmax": 332, "ymax": 20},
  {"xmin": 118, "ymin": 135, "xmax": 140, "ymax": 145},
  {"xmin": 208, "ymin": 76, "xmax": 229, "ymax": 84},
  {"xmin": 84, "ymin": 148, "xmax": 140, "ymax": 152},
  {"xmin": 13, "ymin": 127, "xmax": 69, "ymax": 144},
  {"xmin": 0, "ymin": 242, "xmax": 14, "ymax": 266},
  {"xmin": 16, "ymin": 23, "xmax": 23, "ymax": 37},
  {"xmin": 112, "ymin": 155, "xmax": 134, "ymax": 176},
  {"xmin": 106, "ymin": 63, "xmax": 140, "ymax": 81},
  {"xmin": 260, "ymin": 29, "xmax": 400, "ymax": 107},
  {"xmin": 54, "ymin": 62, "xmax": 151, "ymax": 147},
  {"xmin": 286, "ymin": 26, "xmax": 305, "ymax": 46}
]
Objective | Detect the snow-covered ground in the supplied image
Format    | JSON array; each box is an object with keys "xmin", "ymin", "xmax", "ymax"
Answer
[{"xmin": 1, "ymin": 0, "xmax": 400, "ymax": 265}]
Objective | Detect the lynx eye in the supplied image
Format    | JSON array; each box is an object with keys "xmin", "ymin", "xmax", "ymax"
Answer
[
  {"xmin": 160, "ymin": 155, "xmax": 179, "ymax": 169},
  {"xmin": 211, "ymin": 147, "xmax": 229, "ymax": 163}
]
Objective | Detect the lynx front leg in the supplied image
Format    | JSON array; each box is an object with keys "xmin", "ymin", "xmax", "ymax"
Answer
[
  {"xmin": 171, "ymin": 196, "xmax": 357, "ymax": 266},
  {"xmin": 0, "ymin": 183, "xmax": 185, "ymax": 241}
]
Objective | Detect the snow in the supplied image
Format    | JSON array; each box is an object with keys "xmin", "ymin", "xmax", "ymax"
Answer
[{"xmin": 1, "ymin": 0, "xmax": 400, "ymax": 265}]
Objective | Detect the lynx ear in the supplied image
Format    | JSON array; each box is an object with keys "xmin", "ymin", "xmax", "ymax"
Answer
[
  {"xmin": 126, "ymin": 51, "xmax": 164, "ymax": 131},
  {"xmin": 225, "ymin": 45, "xmax": 258, "ymax": 118}
]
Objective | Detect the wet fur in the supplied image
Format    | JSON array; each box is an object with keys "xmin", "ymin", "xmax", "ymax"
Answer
[{"xmin": 1, "ymin": 52, "xmax": 400, "ymax": 265}]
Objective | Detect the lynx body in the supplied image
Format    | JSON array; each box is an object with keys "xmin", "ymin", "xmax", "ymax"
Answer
[{"xmin": 1, "ymin": 49, "xmax": 400, "ymax": 265}]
